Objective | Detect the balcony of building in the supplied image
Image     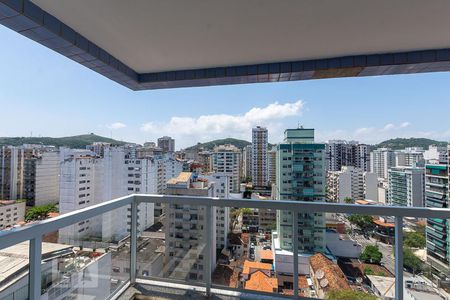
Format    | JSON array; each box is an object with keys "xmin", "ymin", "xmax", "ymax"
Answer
[{"xmin": 1, "ymin": 194, "xmax": 450, "ymax": 300}]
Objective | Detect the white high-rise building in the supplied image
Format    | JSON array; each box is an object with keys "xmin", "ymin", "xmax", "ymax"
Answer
[
  {"xmin": 164, "ymin": 172, "xmax": 216, "ymax": 281},
  {"xmin": 268, "ymin": 146, "xmax": 277, "ymax": 186},
  {"xmin": 59, "ymin": 146, "xmax": 155, "ymax": 244},
  {"xmin": 395, "ymin": 147, "xmax": 425, "ymax": 167},
  {"xmin": 424, "ymin": 145, "xmax": 448, "ymax": 164},
  {"xmin": 33, "ymin": 151, "xmax": 60, "ymax": 206},
  {"xmin": 370, "ymin": 148, "xmax": 396, "ymax": 179},
  {"xmin": 242, "ymin": 145, "xmax": 252, "ymax": 179},
  {"xmin": 252, "ymin": 126, "xmax": 268, "ymax": 187},
  {"xmin": 199, "ymin": 173, "xmax": 230, "ymax": 250},
  {"xmin": 327, "ymin": 166, "xmax": 364, "ymax": 202},
  {"xmin": 363, "ymin": 172, "xmax": 379, "ymax": 201},
  {"xmin": 212, "ymin": 144, "xmax": 241, "ymax": 193}
]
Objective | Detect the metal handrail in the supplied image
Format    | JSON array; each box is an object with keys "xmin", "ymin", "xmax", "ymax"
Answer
[{"xmin": 1, "ymin": 193, "xmax": 449, "ymax": 300}]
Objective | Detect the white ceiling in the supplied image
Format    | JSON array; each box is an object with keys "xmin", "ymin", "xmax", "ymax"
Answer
[{"xmin": 32, "ymin": 0, "xmax": 450, "ymax": 73}]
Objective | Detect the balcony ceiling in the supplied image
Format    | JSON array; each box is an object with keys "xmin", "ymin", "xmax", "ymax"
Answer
[
  {"xmin": 32, "ymin": 0, "xmax": 450, "ymax": 73},
  {"xmin": 2, "ymin": 0, "xmax": 450, "ymax": 89}
]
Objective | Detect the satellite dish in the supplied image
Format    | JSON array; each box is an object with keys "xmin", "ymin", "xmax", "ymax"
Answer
[
  {"xmin": 320, "ymin": 278, "xmax": 329, "ymax": 288},
  {"xmin": 316, "ymin": 269, "xmax": 325, "ymax": 280},
  {"xmin": 356, "ymin": 277, "xmax": 363, "ymax": 284}
]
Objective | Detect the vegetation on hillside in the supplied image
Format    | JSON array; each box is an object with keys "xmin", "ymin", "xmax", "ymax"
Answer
[
  {"xmin": 374, "ymin": 138, "xmax": 447, "ymax": 150},
  {"xmin": 0, "ymin": 133, "xmax": 128, "ymax": 149},
  {"xmin": 185, "ymin": 138, "xmax": 251, "ymax": 151}
]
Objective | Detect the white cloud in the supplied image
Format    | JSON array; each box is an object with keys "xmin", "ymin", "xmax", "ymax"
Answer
[
  {"xmin": 400, "ymin": 121, "xmax": 411, "ymax": 128},
  {"xmin": 317, "ymin": 122, "xmax": 450, "ymax": 145},
  {"xmin": 140, "ymin": 100, "xmax": 304, "ymax": 148},
  {"xmin": 107, "ymin": 122, "xmax": 126, "ymax": 130}
]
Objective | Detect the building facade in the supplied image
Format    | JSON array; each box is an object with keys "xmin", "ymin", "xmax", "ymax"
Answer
[
  {"xmin": 326, "ymin": 166, "xmax": 365, "ymax": 202},
  {"xmin": 325, "ymin": 140, "xmax": 370, "ymax": 172},
  {"xmin": 164, "ymin": 172, "xmax": 216, "ymax": 281},
  {"xmin": 370, "ymin": 148, "xmax": 396, "ymax": 179},
  {"xmin": 252, "ymin": 126, "xmax": 269, "ymax": 187},
  {"xmin": 395, "ymin": 147, "xmax": 425, "ymax": 167},
  {"xmin": 0, "ymin": 200, "xmax": 25, "ymax": 230},
  {"xmin": 425, "ymin": 163, "xmax": 449, "ymax": 273},
  {"xmin": 387, "ymin": 166, "xmax": 425, "ymax": 207},
  {"xmin": 275, "ymin": 128, "xmax": 326, "ymax": 253},
  {"xmin": 157, "ymin": 136, "xmax": 175, "ymax": 153},
  {"xmin": 212, "ymin": 144, "xmax": 241, "ymax": 193}
]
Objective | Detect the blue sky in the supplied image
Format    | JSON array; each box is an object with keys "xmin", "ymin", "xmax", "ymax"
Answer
[{"xmin": 0, "ymin": 25, "xmax": 449, "ymax": 149}]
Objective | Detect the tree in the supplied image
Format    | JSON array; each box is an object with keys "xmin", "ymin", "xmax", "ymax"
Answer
[
  {"xmin": 241, "ymin": 208, "xmax": 253, "ymax": 215},
  {"xmin": 403, "ymin": 247, "xmax": 424, "ymax": 274},
  {"xmin": 344, "ymin": 197, "xmax": 354, "ymax": 204},
  {"xmin": 364, "ymin": 267, "xmax": 374, "ymax": 275},
  {"xmin": 326, "ymin": 289, "xmax": 377, "ymax": 300},
  {"xmin": 360, "ymin": 245, "xmax": 383, "ymax": 264},
  {"xmin": 348, "ymin": 214, "xmax": 374, "ymax": 231},
  {"xmin": 404, "ymin": 231, "xmax": 426, "ymax": 248},
  {"xmin": 25, "ymin": 204, "xmax": 58, "ymax": 221}
]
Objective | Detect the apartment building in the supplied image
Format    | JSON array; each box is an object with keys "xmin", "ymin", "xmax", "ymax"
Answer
[
  {"xmin": 157, "ymin": 136, "xmax": 175, "ymax": 153},
  {"xmin": 242, "ymin": 145, "xmax": 252, "ymax": 180},
  {"xmin": 425, "ymin": 163, "xmax": 449, "ymax": 273},
  {"xmin": 59, "ymin": 146, "xmax": 155, "ymax": 244},
  {"xmin": 424, "ymin": 145, "xmax": 448, "ymax": 164},
  {"xmin": 252, "ymin": 126, "xmax": 269, "ymax": 187},
  {"xmin": 325, "ymin": 140, "xmax": 370, "ymax": 172},
  {"xmin": 0, "ymin": 146, "xmax": 35, "ymax": 200},
  {"xmin": 364, "ymin": 172, "xmax": 379, "ymax": 201},
  {"xmin": 275, "ymin": 128, "xmax": 326, "ymax": 253},
  {"xmin": 164, "ymin": 172, "xmax": 216, "ymax": 281},
  {"xmin": 370, "ymin": 148, "xmax": 396, "ymax": 179},
  {"xmin": 0, "ymin": 146, "xmax": 60, "ymax": 206},
  {"xmin": 0, "ymin": 200, "xmax": 25, "ymax": 229},
  {"xmin": 153, "ymin": 156, "xmax": 184, "ymax": 218},
  {"xmin": 23, "ymin": 150, "xmax": 60, "ymax": 206},
  {"xmin": 268, "ymin": 146, "xmax": 277, "ymax": 186},
  {"xmin": 212, "ymin": 144, "xmax": 241, "ymax": 193},
  {"xmin": 388, "ymin": 166, "xmax": 425, "ymax": 207},
  {"xmin": 327, "ymin": 166, "xmax": 364, "ymax": 202},
  {"xmin": 199, "ymin": 173, "xmax": 230, "ymax": 250},
  {"xmin": 395, "ymin": 147, "xmax": 425, "ymax": 167}
]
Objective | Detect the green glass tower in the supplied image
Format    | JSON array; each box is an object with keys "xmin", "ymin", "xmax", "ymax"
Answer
[{"xmin": 275, "ymin": 128, "xmax": 326, "ymax": 253}]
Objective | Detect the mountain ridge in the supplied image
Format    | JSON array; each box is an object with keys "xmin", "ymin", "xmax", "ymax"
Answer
[{"xmin": 0, "ymin": 133, "xmax": 128, "ymax": 149}]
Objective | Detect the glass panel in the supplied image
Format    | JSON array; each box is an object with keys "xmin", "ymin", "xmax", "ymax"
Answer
[
  {"xmin": 39, "ymin": 205, "xmax": 131, "ymax": 299},
  {"xmin": 137, "ymin": 202, "xmax": 208, "ymax": 286},
  {"xmin": 0, "ymin": 241, "xmax": 30, "ymax": 300}
]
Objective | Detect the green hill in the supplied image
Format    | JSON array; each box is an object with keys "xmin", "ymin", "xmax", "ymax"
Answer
[
  {"xmin": 375, "ymin": 138, "xmax": 447, "ymax": 150},
  {"xmin": 186, "ymin": 138, "xmax": 251, "ymax": 151},
  {"xmin": 0, "ymin": 133, "xmax": 128, "ymax": 149}
]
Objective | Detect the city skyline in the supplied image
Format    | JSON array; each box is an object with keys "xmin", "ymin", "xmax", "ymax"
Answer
[{"xmin": 1, "ymin": 26, "xmax": 450, "ymax": 149}]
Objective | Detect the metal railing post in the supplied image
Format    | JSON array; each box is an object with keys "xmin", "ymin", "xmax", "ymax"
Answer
[
  {"xmin": 205, "ymin": 205, "xmax": 213, "ymax": 297},
  {"xmin": 29, "ymin": 236, "xmax": 42, "ymax": 300},
  {"xmin": 130, "ymin": 199, "xmax": 138, "ymax": 284},
  {"xmin": 293, "ymin": 212, "xmax": 299, "ymax": 299},
  {"xmin": 395, "ymin": 216, "xmax": 404, "ymax": 300}
]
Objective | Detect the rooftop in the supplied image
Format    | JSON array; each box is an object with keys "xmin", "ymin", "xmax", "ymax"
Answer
[
  {"xmin": 242, "ymin": 260, "xmax": 273, "ymax": 276},
  {"xmin": 244, "ymin": 270, "xmax": 278, "ymax": 293},
  {"xmin": 167, "ymin": 172, "xmax": 192, "ymax": 185},
  {"xmin": 309, "ymin": 253, "xmax": 350, "ymax": 292},
  {"xmin": 0, "ymin": 241, "xmax": 73, "ymax": 291}
]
